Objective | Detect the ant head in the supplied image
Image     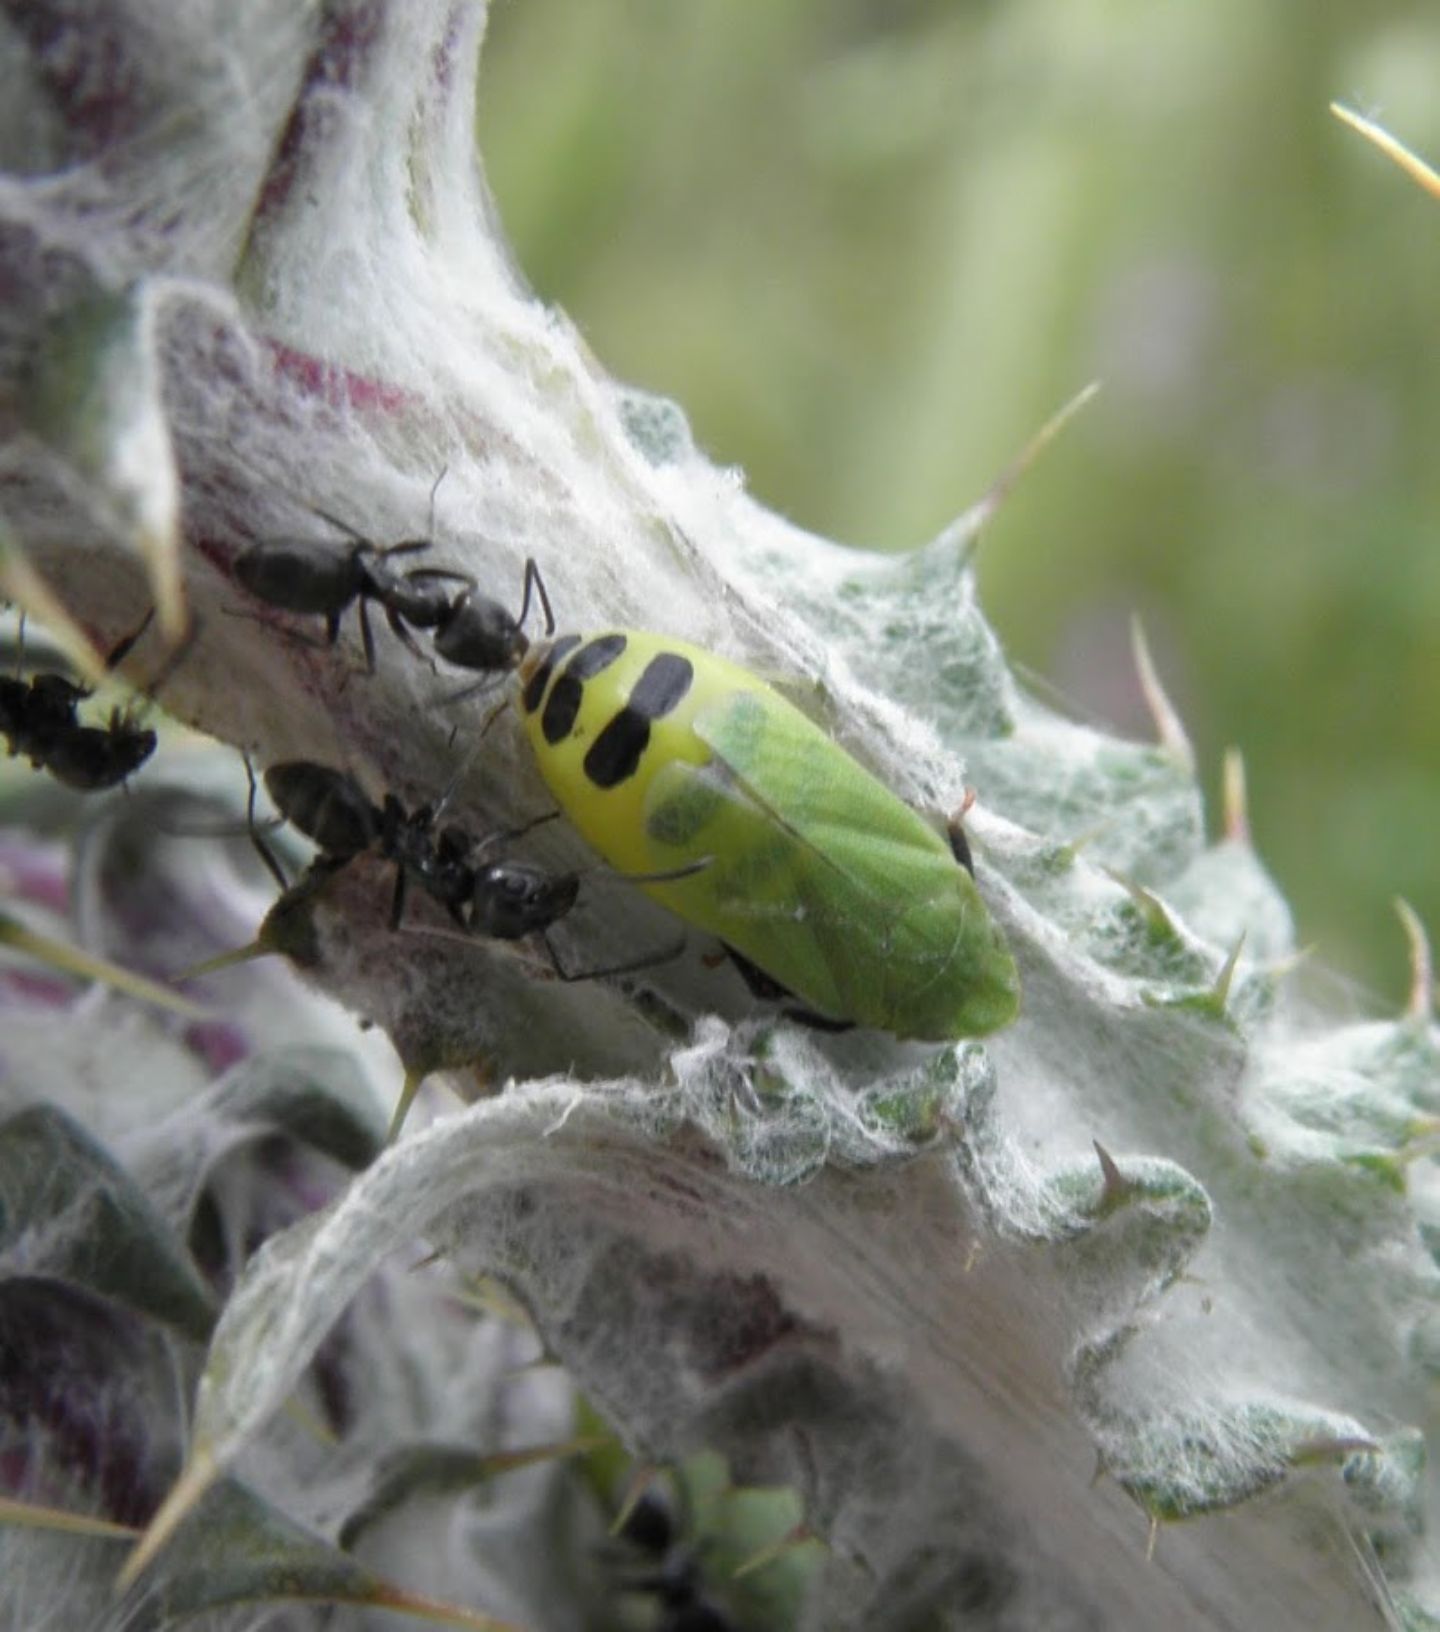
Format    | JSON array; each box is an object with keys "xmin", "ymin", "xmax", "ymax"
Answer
[
  {"xmin": 433, "ymin": 559, "xmax": 554, "ymax": 678},
  {"xmin": 469, "ymin": 860, "xmax": 579, "ymax": 940},
  {"xmin": 433, "ymin": 592, "xmax": 530, "ymax": 674}
]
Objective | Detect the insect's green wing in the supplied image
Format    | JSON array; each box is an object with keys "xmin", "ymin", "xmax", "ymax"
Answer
[{"xmin": 642, "ymin": 690, "xmax": 1019, "ymax": 1039}]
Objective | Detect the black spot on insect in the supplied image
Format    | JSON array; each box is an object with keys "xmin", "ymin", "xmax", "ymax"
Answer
[
  {"xmin": 628, "ymin": 651, "xmax": 693, "ymax": 719},
  {"xmin": 535, "ymin": 634, "xmax": 630, "ymax": 746},
  {"xmin": 565, "ymin": 632, "xmax": 628, "ymax": 681},
  {"xmin": 521, "ymin": 633, "xmax": 581, "ymax": 716},
  {"xmin": 584, "ymin": 708, "xmax": 650, "ymax": 789},
  {"xmin": 582, "ymin": 652, "xmax": 695, "ymax": 789},
  {"xmin": 541, "ymin": 673, "xmax": 584, "ymax": 746}
]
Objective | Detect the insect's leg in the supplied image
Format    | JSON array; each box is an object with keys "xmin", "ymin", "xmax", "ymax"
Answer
[
  {"xmin": 541, "ymin": 929, "xmax": 687, "ymax": 984},
  {"xmin": 724, "ymin": 945, "xmax": 854, "ymax": 1030},
  {"xmin": 358, "ymin": 598, "xmax": 377, "ymax": 675},
  {"xmin": 437, "ymin": 674, "xmax": 503, "ymax": 708},
  {"xmin": 402, "ymin": 568, "xmax": 474, "ymax": 587},
  {"xmin": 586, "ymin": 856, "xmax": 712, "ymax": 887},
  {"xmin": 726, "ymin": 945, "xmax": 788, "ymax": 1002},
  {"xmin": 780, "ymin": 1005, "xmax": 855, "ymax": 1034},
  {"xmin": 307, "ymin": 502, "xmax": 364, "ymax": 543},
  {"xmin": 388, "ymin": 863, "xmax": 409, "ymax": 931},
  {"xmin": 325, "ymin": 608, "xmax": 342, "ymax": 647},
  {"xmin": 245, "ymin": 755, "xmax": 289, "ymax": 890},
  {"xmin": 13, "ymin": 610, "xmax": 25, "ymax": 676},
  {"xmin": 383, "ymin": 603, "xmax": 436, "ymax": 669},
  {"xmin": 104, "ymin": 607, "xmax": 157, "ymax": 672},
  {"xmin": 132, "ymin": 614, "xmax": 200, "ymax": 711},
  {"xmin": 946, "ymin": 792, "xmax": 976, "ymax": 877}
]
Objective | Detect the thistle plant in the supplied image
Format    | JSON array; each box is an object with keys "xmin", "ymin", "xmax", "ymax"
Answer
[{"xmin": 1, "ymin": 5, "xmax": 1438, "ymax": 1631}]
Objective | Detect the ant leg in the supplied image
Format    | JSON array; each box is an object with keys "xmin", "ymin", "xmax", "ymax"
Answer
[
  {"xmin": 725, "ymin": 946, "xmax": 854, "ymax": 1031},
  {"xmin": 438, "ymin": 674, "xmax": 503, "ymax": 707},
  {"xmin": 134, "ymin": 614, "xmax": 200, "ymax": 707},
  {"xmin": 946, "ymin": 790, "xmax": 976, "ymax": 877},
  {"xmin": 245, "ymin": 756, "xmax": 289, "ymax": 890},
  {"xmin": 358, "ymin": 599, "xmax": 377, "ymax": 674},
  {"xmin": 401, "ymin": 567, "xmax": 474, "ymax": 587},
  {"xmin": 388, "ymin": 864, "xmax": 409, "ymax": 931},
  {"xmin": 104, "ymin": 607, "xmax": 156, "ymax": 671},
  {"xmin": 586, "ymin": 856, "xmax": 712, "ymax": 887},
  {"xmin": 383, "ymin": 603, "xmax": 437, "ymax": 670},
  {"xmin": 541, "ymin": 929, "xmax": 687, "ymax": 984}
]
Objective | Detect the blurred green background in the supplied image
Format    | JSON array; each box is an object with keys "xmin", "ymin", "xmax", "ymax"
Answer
[{"xmin": 478, "ymin": 0, "xmax": 1440, "ymax": 1002}]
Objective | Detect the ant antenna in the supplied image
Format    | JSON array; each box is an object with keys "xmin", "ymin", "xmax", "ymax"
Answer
[
  {"xmin": 517, "ymin": 558, "xmax": 555, "ymax": 637},
  {"xmin": 469, "ymin": 808, "xmax": 563, "ymax": 860},
  {"xmin": 430, "ymin": 698, "xmax": 511, "ymax": 823},
  {"xmin": 425, "ymin": 465, "xmax": 449, "ymax": 540}
]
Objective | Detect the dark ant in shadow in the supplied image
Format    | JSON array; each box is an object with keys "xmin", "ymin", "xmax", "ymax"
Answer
[
  {"xmin": 231, "ymin": 471, "xmax": 473, "ymax": 673},
  {"xmin": 251, "ymin": 759, "xmax": 705, "ymax": 983},
  {"xmin": 0, "ymin": 609, "xmax": 191, "ymax": 790},
  {"xmin": 608, "ymin": 1484, "xmax": 738, "ymax": 1632}
]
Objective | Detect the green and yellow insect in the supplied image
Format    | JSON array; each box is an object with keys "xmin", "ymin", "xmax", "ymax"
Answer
[{"xmin": 509, "ymin": 626, "xmax": 1020, "ymax": 1041}]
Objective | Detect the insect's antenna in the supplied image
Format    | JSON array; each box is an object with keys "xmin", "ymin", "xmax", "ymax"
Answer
[
  {"xmin": 138, "ymin": 614, "xmax": 197, "ymax": 701},
  {"xmin": 438, "ymin": 672, "xmax": 505, "ymax": 708},
  {"xmin": 518, "ymin": 558, "xmax": 555, "ymax": 637},
  {"xmin": 470, "ymin": 808, "xmax": 562, "ymax": 860},
  {"xmin": 425, "ymin": 465, "xmax": 449, "ymax": 540},
  {"xmin": 431, "ymin": 698, "xmax": 511, "ymax": 822},
  {"xmin": 584, "ymin": 857, "xmax": 713, "ymax": 887},
  {"xmin": 431, "ymin": 737, "xmax": 489, "ymax": 829}
]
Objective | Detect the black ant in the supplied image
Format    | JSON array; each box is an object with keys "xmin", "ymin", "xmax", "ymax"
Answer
[
  {"xmin": 253, "ymin": 760, "xmax": 703, "ymax": 980},
  {"xmin": 0, "ymin": 610, "xmax": 187, "ymax": 791},
  {"xmin": 232, "ymin": 474, "xmax": 473, "ymax": 673},
  {"xmin": 610, "ymin": 1485, "xmax": 738, "ymax": 1632}
]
